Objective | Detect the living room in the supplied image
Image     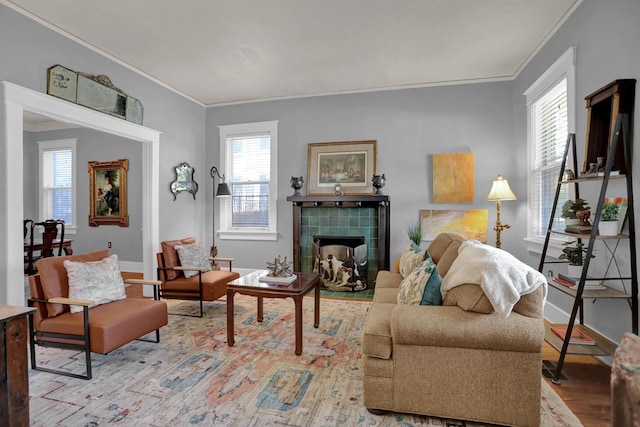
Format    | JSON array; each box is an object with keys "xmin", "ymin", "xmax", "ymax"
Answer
[{"xmin": 1, "ymin": 0, "xmax": 638, "ymax": 425}]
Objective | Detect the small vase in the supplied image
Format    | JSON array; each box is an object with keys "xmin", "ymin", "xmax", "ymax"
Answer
[{"xmin": 598, "ymin": 220, "xmax": 618, "ymax": 236}]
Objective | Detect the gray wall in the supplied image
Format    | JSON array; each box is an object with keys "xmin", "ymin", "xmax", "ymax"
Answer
[
  {"xmin": 0, "ymin": 3, "xmax": 207, "ymax": 271},
  {"xmin": 206, "ymin": 83, "xmax": 515, "ymax": 268},
  {"xmin": 24, "ymin": 128, "xmax": 143, "ymax": 261},
  {"xmin": 512, "ymin": 0, "xmax": 640, "ymax": 344}
]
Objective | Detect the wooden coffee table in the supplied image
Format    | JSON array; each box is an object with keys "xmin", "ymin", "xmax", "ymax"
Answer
[{"xmin": 226, "ymin": 270, "xmax": 321, "ymax": 355}]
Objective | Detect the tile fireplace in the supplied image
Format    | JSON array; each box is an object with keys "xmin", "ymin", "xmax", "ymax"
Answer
[{"xmin": 286, "ymin": 195, "xmax": 390, "ymax": 287}]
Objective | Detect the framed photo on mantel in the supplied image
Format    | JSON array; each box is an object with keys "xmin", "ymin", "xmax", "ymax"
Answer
[{"xmin": 307, "ymin": 140, "xmax": 377, "ymax": 196}]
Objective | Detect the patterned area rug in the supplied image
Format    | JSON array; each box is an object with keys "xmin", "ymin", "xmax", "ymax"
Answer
[{"xmin": 29, "ymin": 296, "xmax": 582, "ymax": 426}]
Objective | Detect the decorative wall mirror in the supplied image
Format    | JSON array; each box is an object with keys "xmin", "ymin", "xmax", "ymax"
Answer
[{"xmin": 170, "ymin": 162, "xmax": 199, "ymax": 200}]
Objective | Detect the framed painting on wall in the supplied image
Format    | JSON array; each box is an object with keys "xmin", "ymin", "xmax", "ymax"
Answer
[
  {"xmin": 88, "ymin": 159, "xmax": 129, "ymax": 227},
  {"xmin": 307, "ymin": 140, "xmax": 377, "ymax": 195},
  {"xmin": 420, "ymin": 209, "xmax": 488, "ymax": 242},
  {"xmin": 432, "ymin": 152, "xmax": 474, "ymax": 203}
]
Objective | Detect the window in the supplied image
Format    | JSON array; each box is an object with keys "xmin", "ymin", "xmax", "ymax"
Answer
[
  {"xmin": 39, "ymin": 139, "xmax": 76, "ymax": 230},
  {"xmin": 218, "ymin": 121, "xmax": 278, "ymax": 240},
  {"xmin": 525, "ymin": 47, "xmax": 575, "ymax": 245}
]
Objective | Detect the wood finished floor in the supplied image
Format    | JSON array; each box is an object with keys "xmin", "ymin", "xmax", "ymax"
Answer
[
  {"xmin": 543, "ymin": 341, "xmax": 612, "ymax": 427},
  {"xmin": 124, "ymin": 278, "xmax": 612, "ymax": 426}
]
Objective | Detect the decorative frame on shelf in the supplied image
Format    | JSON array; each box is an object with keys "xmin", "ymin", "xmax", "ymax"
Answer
[
  {"xmin": 88, "ymin": 159, "xmax": 129, "ymax": 227},
  {"xmin": 170, "ymin": 162, "xmax": 198, "ymax": 200},
  {"xmin": 307, "ymin": 140, "xmax": 377, "ymax": 195}
]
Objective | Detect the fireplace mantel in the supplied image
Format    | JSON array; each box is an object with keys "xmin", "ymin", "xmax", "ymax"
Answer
[{"xmin": 286, "ymin": 194, "xmax": 390, "ymax": 275}]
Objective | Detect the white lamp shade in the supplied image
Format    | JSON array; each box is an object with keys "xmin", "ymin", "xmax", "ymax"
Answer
[{"xmin": 487, "ymin": 174, "xmax": 517, "ymax": 201}]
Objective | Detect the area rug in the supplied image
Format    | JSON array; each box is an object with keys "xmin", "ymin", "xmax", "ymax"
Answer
[{"xmin": 28, "ymin": 296, "xmax": 582, "ymax": 426}]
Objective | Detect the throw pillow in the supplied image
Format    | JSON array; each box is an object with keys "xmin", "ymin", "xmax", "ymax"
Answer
[
  {"xmin": 174, "ymin": 243, "xmax": 211, "ymax": 278},
  {"xmin": 64, "ymin": 254, "xmax": 126, "ymax": 314},
  {"xmin": 161, "ymin": 237, "xmax": 197, "ymax": 280},
  {"xmin": 399, "ymin": 241, "xmax": 427, "ymax": 278},
  {"xmin": 397, "ymin": 257, "xmax": 437, "ymax": 305},
  {"xmin": 420, "ymin": 265, "xmax": 443, "ymax": 306}
]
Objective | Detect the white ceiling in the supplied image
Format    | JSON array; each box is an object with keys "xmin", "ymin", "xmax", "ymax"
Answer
[{"xmin": 5, "ymin": 0, "xmax": 581, "ymax": 107}]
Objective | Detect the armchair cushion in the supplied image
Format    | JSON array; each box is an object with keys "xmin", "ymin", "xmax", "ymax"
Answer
[
  {"xmin": 36, "ymin": 249, "xmax": 111, "ymax": 317},
  {"xmin": 161, "ymin": 237, "xmax": 196, "ymax": 280},
  {"xmin": 174, "ymin": 243, "xmax": 211, "ymax": 278},
  {"xmin": 64, "ymin": 254, "xmax": 127, "ymax": 313}
]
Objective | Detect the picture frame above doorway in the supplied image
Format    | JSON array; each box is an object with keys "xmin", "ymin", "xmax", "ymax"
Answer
[
  {"xmin": 307, "ymin": 140, "xmax": 377, "ymax": 195},
  {"xmin": 88, "ymin": 158, "xmax": 129, "ymax": 227}
]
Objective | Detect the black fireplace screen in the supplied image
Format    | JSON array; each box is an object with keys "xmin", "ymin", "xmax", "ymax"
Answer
[{"xmin": 312, "ymin": 236, "xmax": 367, "ymax": 291}]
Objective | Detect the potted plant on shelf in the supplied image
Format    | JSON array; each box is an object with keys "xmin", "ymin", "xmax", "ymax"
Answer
[
  {"xmin": 562, "ymin": 198, "xmax": 590, "ymax": 226},
  {"xmin": 599, "ymin": 202, "xmax": 620, "ymax": 236},
  {"xmin": 559, "ymin": 240, "xmax": 594, "ymax": 278}
]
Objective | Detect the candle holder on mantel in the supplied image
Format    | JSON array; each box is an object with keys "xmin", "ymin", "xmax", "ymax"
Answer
[
  {"xmin": 290, "ymin": 176, "xmax": 304, "ymax": 196},
  {"xmin": 372, "ymin": 174, "xmax": 386, "ymax": 195}
]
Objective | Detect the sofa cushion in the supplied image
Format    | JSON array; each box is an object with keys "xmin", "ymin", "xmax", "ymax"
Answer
[
  {"xmin": 174, "ymin": 243, "xmax": 211, "ymax": 278},
  {"xmin": 161, "ymin": 237, "xmax": 196, "ymax": 280},
  {"xmin": 443, "ymin": 283, "xmax": 544, "ymax": 318},
  {"xmin": 362, "ymin": 302, "xmax": 395, "ymax": 359},
  {"xmin": 398, "ymin": 241, "xmax": 427, "ymax": 278},
  {"xmin": 64, "ymin": 254, "xmax": 127, "ymax": 313},
  {"xmin": 375, "ymin": 270, "xmax": 403, "ymax": 289},
  {"xmin": 427, "ymin": 233, "xmax": 465, "ymax": 265},
  {"xmin": 36, "ymin": 249, "xmax": 112, "ymax": 318},
  {"xmin": 397, "ymin": 257, "xmax": 439, "ymax": 305}
]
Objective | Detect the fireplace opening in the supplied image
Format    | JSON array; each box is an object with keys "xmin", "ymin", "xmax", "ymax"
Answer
[{"xmin": 312, "ymin": 235, "xmax": 367, "ymax": 291}]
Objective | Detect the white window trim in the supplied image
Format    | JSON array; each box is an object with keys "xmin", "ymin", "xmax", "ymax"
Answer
[
  {"xmin": 523, "ymin": 46, "xmax": 576, "ymax": 255},
  {"xmin": 38, "ymin": 138, "xmax": 77, "ymax": 235},
  {"xmin": 218, "ymin": 120, "xmax": 278, "ymax": 241}
]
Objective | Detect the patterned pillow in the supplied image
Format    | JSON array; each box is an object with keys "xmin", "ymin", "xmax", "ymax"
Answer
[
  {"xmin": 64, "ymin": 254, "xmax": 126, "ymax": 313},
  {"xmin": 397, "ymin": 257, "xmax": 438, "ymax": 305},
  {"xmin": 399, "ymin": 241, "xmax": 427, "ymax": 278},
  {"xmin": 174, "ymin": 243, "xmax": 211, "ymax": 278}
]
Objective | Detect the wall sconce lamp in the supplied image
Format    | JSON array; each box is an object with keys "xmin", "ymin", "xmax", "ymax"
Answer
[
  {"xmin": 210, "ymin": 166, "xmax": 231, "ymax": 260},
  {"xmin": 486, "ymin": 174, "xmax": 517, "ymax": 249}
]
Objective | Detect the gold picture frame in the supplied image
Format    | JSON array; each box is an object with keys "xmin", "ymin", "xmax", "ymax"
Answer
[
  {"xmin": 88, "ymin": 159, "xmax": 129, "ymax": 227},
  {"xmin": 307, "ymin": 140, "xmax": 377, "ymax": 195}
]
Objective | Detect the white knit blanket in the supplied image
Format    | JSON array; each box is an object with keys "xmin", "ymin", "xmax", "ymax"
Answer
[{"xmin": 441, "ymin": 240, "xmax": 547, "ymax": 317}]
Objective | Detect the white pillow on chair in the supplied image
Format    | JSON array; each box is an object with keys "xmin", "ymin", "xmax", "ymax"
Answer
[
  {"xmin": 64, "ymin": 254, "xmax": 126, "ymax": 313},
  {"xmin": 174, "ymin": 243, "xmax": 212, "ymax": 278}
]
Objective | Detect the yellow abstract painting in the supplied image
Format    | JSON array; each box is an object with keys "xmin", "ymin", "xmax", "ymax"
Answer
[
  {"xmin": 433, "ymin": 153, "xmax": 474, "ymax": 203},
  {"xmin": 420, "ymin": 209, "xmax": 488, "ymax": 242}
]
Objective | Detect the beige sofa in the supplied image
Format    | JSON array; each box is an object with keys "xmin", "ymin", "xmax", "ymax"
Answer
[{"xmin": 362, "ymin": 233, "xmax": 545, "ymax": 427}]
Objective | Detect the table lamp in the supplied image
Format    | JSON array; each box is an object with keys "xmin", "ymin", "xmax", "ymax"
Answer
[{"xmin": 486, "ymin": 174, "xmax": 517, "ymax": 249}]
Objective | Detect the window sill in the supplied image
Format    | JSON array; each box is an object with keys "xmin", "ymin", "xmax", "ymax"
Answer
[
  {"xmin": 219, "ymin": 230, "xmax": 278, "ymax": 241},
  {"xmin": 524, "ymin": 237, "xmax": 564, "ymax": 260}
]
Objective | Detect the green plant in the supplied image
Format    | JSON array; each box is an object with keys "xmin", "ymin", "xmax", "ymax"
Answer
[
  {"xmin": 601, "ymin": 202, "xmax": 620, "ymax": 221},
  {"xmin": 561, "ymin": 198, "xmax": 590, "ymax": 219},
  {"xmin": 559, "ymin": 240, "xmax": 594, "ymax": 266},
  {"xmin": 406, "ymin": 221, "xmax": 422, "ymax": 246}
]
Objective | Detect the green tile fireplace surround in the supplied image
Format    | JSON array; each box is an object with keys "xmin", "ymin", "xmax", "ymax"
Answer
[{"xmin": 286, "ymin": 195, "xmax": 390, "ymax": 286}]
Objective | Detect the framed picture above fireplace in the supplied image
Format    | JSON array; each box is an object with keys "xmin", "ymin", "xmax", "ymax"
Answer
[{"xmin": 307, "ymin": 140, "xmax": 377, "ymax": 195}]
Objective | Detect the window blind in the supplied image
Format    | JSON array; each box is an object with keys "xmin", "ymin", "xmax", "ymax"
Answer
[
  {"xmin": 42, "ymin": 149, "xmax": 73, "ymax": 224},
  {"xmin": 224, "ymin": 133, "xmax": 271, "ymax": 229},
  {"xmin": 530, "ymin": 78, "xmax": 568, "ymax": 237}
]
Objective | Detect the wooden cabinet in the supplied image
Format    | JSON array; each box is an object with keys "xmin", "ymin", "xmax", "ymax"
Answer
[
  {"xmin": 583, "ymin": 79, "xmax": 635, "ymax": 174},
  {"xmin": 0, "ymin": 305, "xmax": 36, "ymax": 426}
]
